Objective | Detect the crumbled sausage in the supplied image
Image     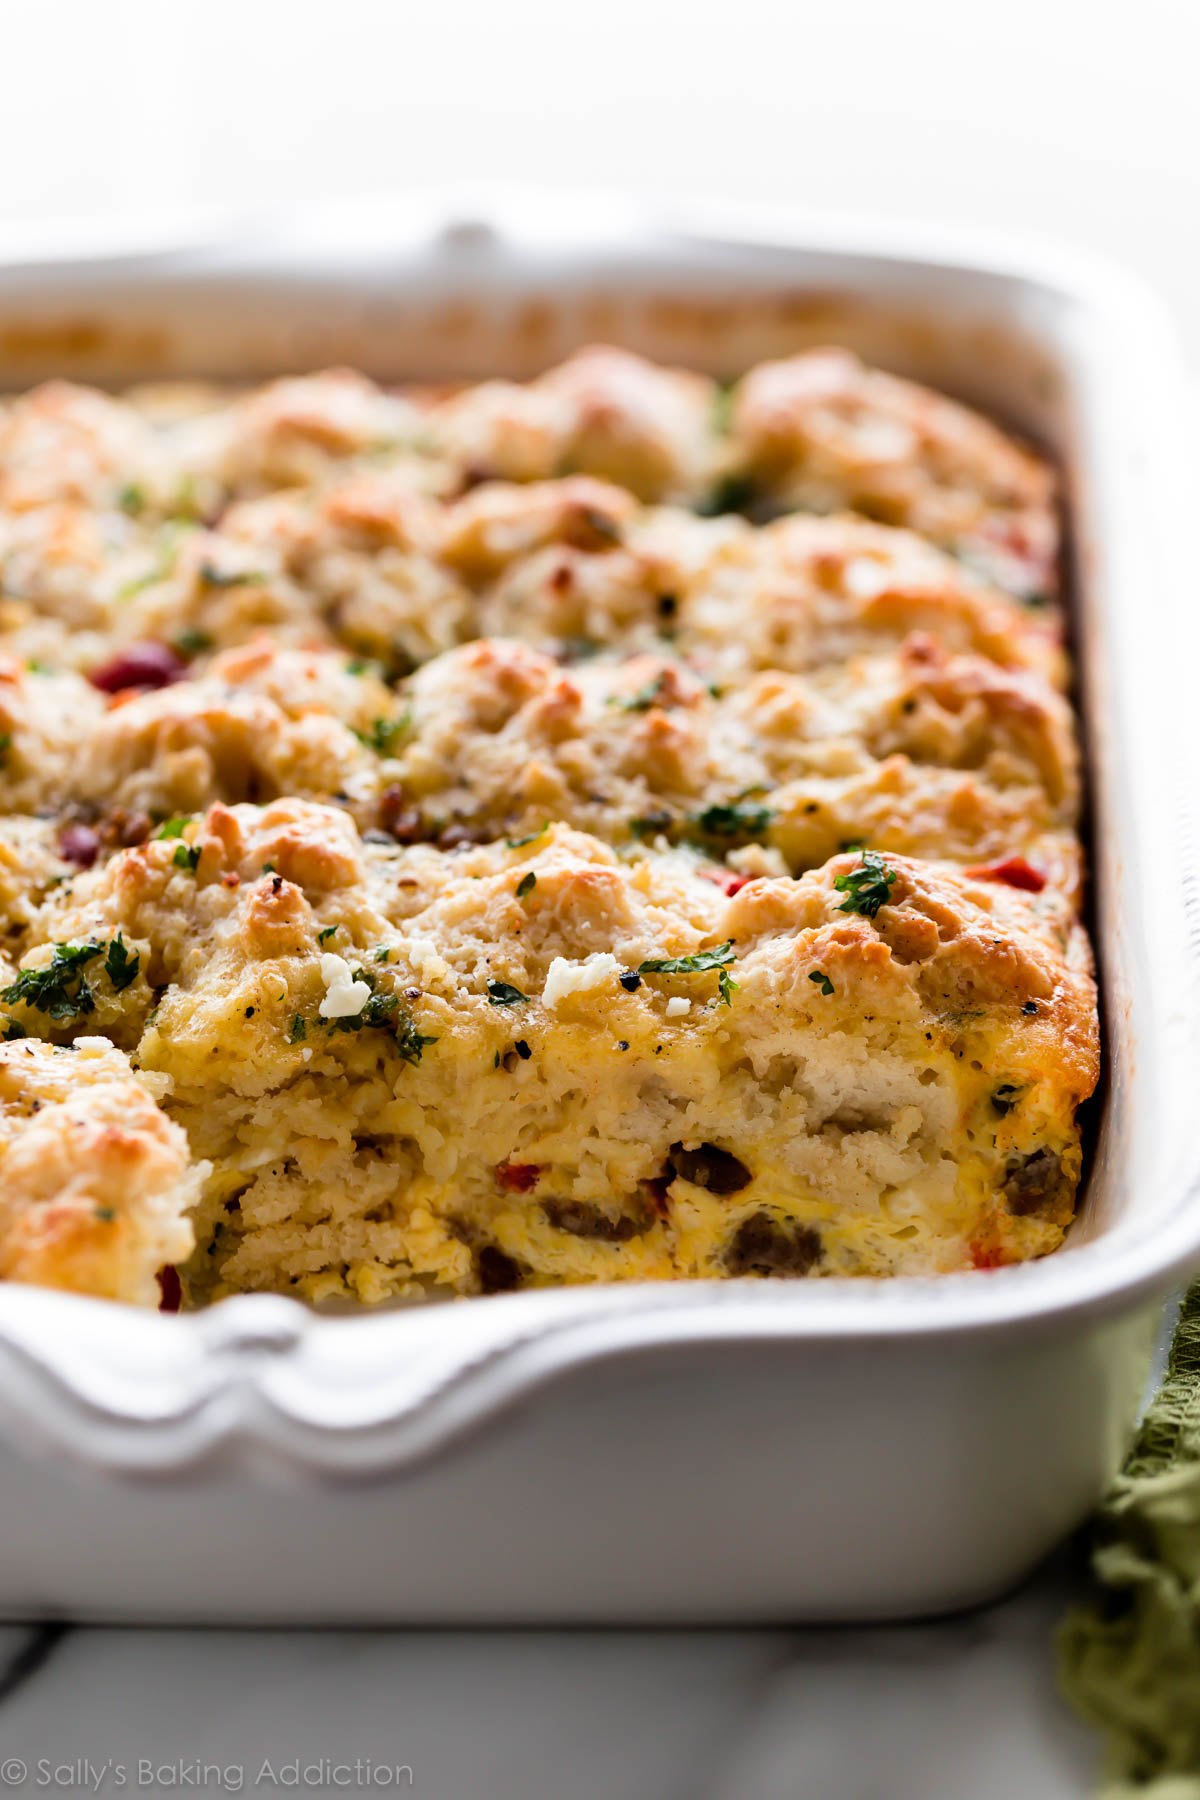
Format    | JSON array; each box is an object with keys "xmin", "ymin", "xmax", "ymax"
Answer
[
  {"xmin": 379, "ymin": 785, "xmax": 426, "ymax": 844},
  {"xmin": 724, "ymin": 1213, "xmax": 822, "ymax": 1277},
  {"xmin": 669, "ymin": 1141, "xmax": 752, "ymax": 1194},
  {"xmin": 1003, "ymin": 1148, "xmax": 1064, "ymax": 1216},
  {"xmin": 542, "ymin": 1198, "xmax": 646, "ymax": 1242},
  {"xmin": 477, "ymin": 1245, "xmax": 522, "ymax": 1292},
  {"xmin": 58, "ymin": 822, "xmax": 101, "ymax": 868}
]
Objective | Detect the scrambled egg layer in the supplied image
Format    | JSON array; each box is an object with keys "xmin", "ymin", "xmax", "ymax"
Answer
[{"xmin": 0, "ymin": 346, "xmax": 1093, "ymax": 1307}]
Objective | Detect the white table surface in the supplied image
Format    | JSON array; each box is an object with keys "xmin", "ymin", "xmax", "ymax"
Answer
[{"xmin": 0, "ymin": 2, "xmax": 1194, "ymax": 1792}]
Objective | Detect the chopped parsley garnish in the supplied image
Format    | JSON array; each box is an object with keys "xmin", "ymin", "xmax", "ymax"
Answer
[
  {"xmin": 515, "ymin": 873, "xmax": 537, "ymax": 899},
  {"xmin": 0, "ymin": 940, "xmax": 104, "ymax": 1021},
  {"xmin": 104, "ymin": 933, "xmax": 140, "ymax": 993},
  {"xmin": 0, "ymin": 732, "xmax": 10, "ymax": 762},
  {"xmin": 693, "ymin": 800, "xmax": 773, "ymax": 841},
  {"xmin": 373, "ymin": 946, "xmax": 392, "ymax": 963},
  {"xmin": 197, "ymin": 562, "xmax": 266, "ymax": 589},
  {"xmin": 172, "ymin": 843, "xmax": 201, "ymax": 872},
  {"xmin": 637, "ymin": 941, "xmax": 738, "ymax": 1006},
  {"xmin": 698, "ymin": 472, "xmax": 758, "ymax": 518},
  {"xmin": 154, "ymin": 817, "xmax": 191, "ymax": 839},
  {"xmin": 809, "ymin": 971, "xmax": 834, "ymax": 996},
  {"xmin": 317, "ymin": 925, "xmax": 339, "ymax": 945},
  {"xmin": 506, "ymin": 824, "xmax": 549, "ymax": 848},
  {"xmin": 1, "ymin": 1018, "xmax": 27, "ymax": 1040},
  {"xmin": 620, "ymin": 671, "xmax": 673, "ymax": 713},
  {"xmin": 711, "ymin": 384, "xmax": 735, "ymax": 437},
  {"xmin": 629, "ymin": 810, "xmax": 674, "ymax": 841},
  {"xmin": 117, "ymin": 481, "xmax": 146, "ymax": 515},
  {"xmin": 288, "ymin": 1015, "xmax": 307, "ymax": 1043},
  {"xmin": 314, "ymin": 968, "xmax": 437, "ymax": 1063},
  {"xmin": 487, "ymin": 980, "xmax": 528, "ymax": 1007},
  {"xmin": 558, "ymin": 636, "xmax": 600, "ymax": 663},
  {"xmin": 833, "ymin": 851, "xmax": 897, "ymax": 919},
  {"xmin": 355, "ymin": 713, "xmax": 410, "ymax": 755},
  {"xmin": 94, "ymin": 1205, "xmax": 116, "ymax": 1223},
  {"xmin": 173, "ymin": 627, "xmax": 214, "ymax": 658}
]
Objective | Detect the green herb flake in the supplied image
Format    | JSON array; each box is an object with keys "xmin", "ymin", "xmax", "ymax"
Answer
[
  {"xmin": 833, "ymin": 850, "xmax": 898, "ymax": 920},
  {"xmin": 373, "ymin": 946, "xmax": 392, "ymax": 963},
  {"xmin": 698, "ymin": 472, "xmax": 758, "ymax": 518},
  {"xmin": 506, "ymin": 823, "xmax": 550, "ymax": 849},
  {"xmin": 620, "ymin": 671, "xmax": 672, "ymax": 713},
  {"xmin": 515, "ymin": 872, "xmax": 537, "ymax": 899},
  {"xmin": 154, "ymin": 817, "xmax": 191, "ymax": 840},
  {"xmin": 172, "ymin": 842, "xmax": 201, "ymax": 872},
  {"xmin": 711, "ymin": 384, "xmax": 736, "ymax": 437},
  {"xmin": 487, "ymin": 980, "xmax": 528, "ymax": 1007},
  {"xmin": 173, "ymin": 627, "xmax": 214, "ymax": 659},
  {"xmin": 354, "ymin": 713, "xmax": 411, "ymax": 755},
  {"xmin": 0, "ymin": 731, "xmax": 11, "ymax": 763},
  {"xmin": 116, "ymin": 482, "xmax": 146, "ymax": 516},
  {"xmin": 1, "ymin": 1017, "xmax": 27, "ymax": 1040},
  {"xmin": 629, "ymin": 811, "xmax": 674, "ymax": 841},
  {"xmin": 197, "ymin": 562, "xmax": 266, "ymax": 589},
  {"xmin": 322, "ymin": 988, "xmax": 436, "ymax": 1063},
  {"xmin": 104, "ymin": 933, "xmax": 140, "ymax": 993},
  {"xmin": 288, "ymin": 1015, "xmax": 308, "ymax": 1043},
  {"xmin": 809, "ymin": 971, "xmax": 835, "ymax": 996},
  {"xmin": 317, "ymin": 925, "xmax": 339, "ymax": 945},
  {"xmin": 0, "ymin": 939, "xmax": 104, "ymax": 1022},
  {"xmin": 638, "ymin": 941, "xmax": 738, "ymax": 1007},
  {"xmin": 693, "ymin": 800, "xmax": 774, "ymax": 841}
]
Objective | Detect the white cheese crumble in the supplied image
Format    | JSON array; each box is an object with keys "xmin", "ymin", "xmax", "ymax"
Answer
[
  {"xmin": 665, "ymin": 996, "xmax": 691, "ymax": 1018},
  {"xmin": 317, "ymin": 952, "xmax": 372, "ymax": 1020},
  {"xmin": 543, "ymin": 951, "xmax": 623, "ymax": 1009}
]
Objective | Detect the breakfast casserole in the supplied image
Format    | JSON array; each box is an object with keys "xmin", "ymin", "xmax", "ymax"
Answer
[{"xmin": 0, "ymin": 346, "xmax": 1098, "ymax": 1307}]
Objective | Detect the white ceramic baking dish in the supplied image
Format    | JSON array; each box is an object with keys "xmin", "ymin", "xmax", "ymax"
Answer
[{"xmin": 0, "ymin": 193, "xmax": 1195, "ymax": 1624}]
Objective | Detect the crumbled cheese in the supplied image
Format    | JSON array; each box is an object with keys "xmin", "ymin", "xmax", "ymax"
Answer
[
  {"xmin": 406, "ymin": 935, "xmax": 454, "ymax": 987},
  {"xmin": 543, "ymin": 951, "xmax": 623, "ymax": 1009},
  {"xmin": 317, "ymin": 952, "xmax": 371, "ymax": 1020},
  {"xmin": 727, "ymin": 843, "xmax": 790, "ymax": 879},
  {"xmin": 665, "ymin": 996, "xmax": 691, "ymax": 1018},
  {"xmin": 842, "ymin": 556, "xmax": 892, "ymax": 600}
]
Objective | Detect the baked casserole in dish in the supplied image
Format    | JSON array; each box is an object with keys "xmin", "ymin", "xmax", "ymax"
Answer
[{"xmin": 0, "ymin": 340, "xmax": 1098, "ymax": 1308}]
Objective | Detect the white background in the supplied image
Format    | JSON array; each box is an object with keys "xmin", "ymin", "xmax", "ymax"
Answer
[
  {"xmin": 0, "ymin": 3, "xmax": 1192, "ymax": 1794},
  {"xmin": 1, "ymin": 0, "xmax": 1198, "ymax": 360}
]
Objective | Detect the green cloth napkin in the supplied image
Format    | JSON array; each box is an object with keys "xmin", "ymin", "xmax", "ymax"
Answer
[{"xmin": 1060, "ymin": 1280, "xmax": 1200, "ymax": 1796}]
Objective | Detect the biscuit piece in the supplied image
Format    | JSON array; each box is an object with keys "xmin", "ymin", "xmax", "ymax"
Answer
[
  {"xmin": 3, "ymin": 804, "xmax": 1097, "ymax": 1301},
  {"xmin": 457, "ymin": 486, "xmax": 1066, "ymax": 686},
  {"xmin": 0, "ymin": 1036, "xmax": 198, "ymax": 1305},
  {"xmin": 725, "ymin": 348, "xmax": 1059, "ymax": 601},
  {"xmin": 430, "ymin": 346, "xmax": 720, "ymax": 503},
  {"xmin": 387, "ymin": 635, "xmax": 1079, "ymax": 893}
]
